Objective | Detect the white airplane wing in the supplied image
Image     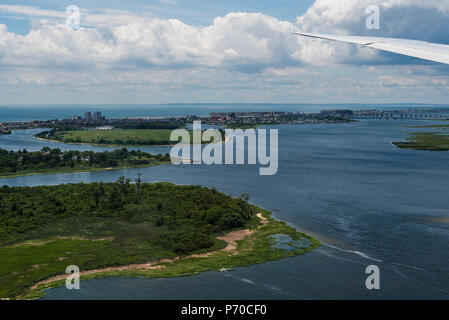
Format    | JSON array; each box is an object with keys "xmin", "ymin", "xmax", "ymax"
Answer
[{"xmin": 293, "ymin": 32, "xmax": 449, "ymax": 65}]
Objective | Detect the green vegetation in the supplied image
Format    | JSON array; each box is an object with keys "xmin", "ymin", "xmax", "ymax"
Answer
[
  {"xmin": 37, "ymin": 128, "xmax": 224, "ymax": 146},
  {"xmin": 393, "ymin": 125, "xmax": 449, "ymax": 151},
  {"xmin": 0, "ymin": 181, "xmax": 320, "ymax": 299},
  {"xmin": 37, "ymin": 129, "xmax": 177, "ymax": 146},
  {"xmin": 24, "ymin": 209, "xmax": 320, "ymax": 300},
  {"xmin": 393, "ymin": 132, "xmax": 449, "ymax": 151},
  {"xmin": 0, "ymin": 147, "xmax": 170, "ymax": 178},
  {"xmin": 0, "ymin": 181, "xmax": 255, "ymax": 298}
]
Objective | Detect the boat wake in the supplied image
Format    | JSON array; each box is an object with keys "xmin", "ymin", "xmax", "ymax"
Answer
[{"xmin": 323, "ymin": 244, "xmax": 384, "ymax": 263}]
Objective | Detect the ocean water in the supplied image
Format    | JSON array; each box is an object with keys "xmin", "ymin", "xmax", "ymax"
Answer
[{"xmin": 0, "ymin": 107, "xmax": 449, "ymax": 299}]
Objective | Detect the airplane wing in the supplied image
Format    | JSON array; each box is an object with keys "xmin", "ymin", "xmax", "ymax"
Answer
[{"xmin": 293, "ymin": 32, "xmax": 449, "ymax": 65}]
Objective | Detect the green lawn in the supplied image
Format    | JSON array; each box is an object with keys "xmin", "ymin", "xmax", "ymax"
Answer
[{"xmin": 54, "ymin": 129, "xmax": 177, "ymax": 146}]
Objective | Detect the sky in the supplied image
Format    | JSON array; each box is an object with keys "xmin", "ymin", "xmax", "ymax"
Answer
[{"xmin": 1, "ymin": 0, "xmax": 449, "ymax": 105}]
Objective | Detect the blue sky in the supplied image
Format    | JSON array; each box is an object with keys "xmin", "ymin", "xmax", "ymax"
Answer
[
  {"xmin": 0, "ymin": 0, "xmax": 449, "ymax": 105},
  {"xmin": 1, "ymin": 0, "xmax": 315, "ymax": 34}
]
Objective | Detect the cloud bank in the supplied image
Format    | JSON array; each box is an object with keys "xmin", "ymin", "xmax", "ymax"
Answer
[{"xmin": 0, "ymin": 1, "xmax": 448, "ymax": 104}]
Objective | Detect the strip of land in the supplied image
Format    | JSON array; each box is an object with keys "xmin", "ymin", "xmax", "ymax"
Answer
[{"xmin": 0, "ymin": 147, "xmax": 171, "ymax": 178}]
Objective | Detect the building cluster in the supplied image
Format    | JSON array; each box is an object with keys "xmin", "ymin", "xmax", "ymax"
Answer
[
  {"xmin": 0, "ymin": 123, "xmax": 12, "ymax": 134},
  {"xmin": 211, "ymin": 111, "xmax": 285, "ymax": 120},
  {"xmin": 208, "ymin": 111, "xmax": 354, "ymax": 126},
  {"xmin": 0, "ymin": 121, "xmax": 34, "ymax": 132},
  {"xmin": 68, "ymin": 111, "xmax": 106, "ymax": 122},
  {"xmin": 66, "ymin": 111, "xmax": 106, "ymax": 123},
  {"xmin": 1, "ymin": 107, "xmax": 448, "ymax": 133},
  {"xmin": 210, "ymin": 111, "xmax": 286, "ymax": 125}
]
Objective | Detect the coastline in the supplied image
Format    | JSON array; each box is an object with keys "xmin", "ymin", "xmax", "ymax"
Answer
[{"xmin": 19, "ymin": 210, "xmax": 321, "ymax": 300}]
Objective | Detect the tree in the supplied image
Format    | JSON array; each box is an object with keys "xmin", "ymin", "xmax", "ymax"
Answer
[{"xmin": 136, "ymin": 173, "xmax": 142, "ymax": 194}]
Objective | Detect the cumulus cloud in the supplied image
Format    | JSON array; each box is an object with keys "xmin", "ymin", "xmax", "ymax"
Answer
[
  {"xmin": 0, "ymin": 11, "xmax": 300, "ymax": 71},
  {"xmin": 1, "ymin": 1, "xmax": 449, "ymax": 72},
  {"xmin": 297, "ymin": 0, "xmax": 449, "ymax": 38},
  {"xmin": 296, "ymin": 0, "xmax": 449, "ymax": 64}
]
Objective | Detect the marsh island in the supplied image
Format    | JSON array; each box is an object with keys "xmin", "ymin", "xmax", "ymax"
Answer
[{"xmin": 393, "ymin": 124, "xmax": 449, "ymax": 151}]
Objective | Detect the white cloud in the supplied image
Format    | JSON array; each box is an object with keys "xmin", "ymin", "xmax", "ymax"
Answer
[
  {"xmin": 2, "ymin": 2, "xmax": 449, "ymax": 71},
  {"xmin": 0, "ymin": 2, "xmax": 449, "ymax": 103},
  {"xmin": 296, "ymin": 0, "xmax": 449, "ymax": 64},
  {"xmin": 0, "ymin": 11, "xmax": 300, "ymax": 71}
]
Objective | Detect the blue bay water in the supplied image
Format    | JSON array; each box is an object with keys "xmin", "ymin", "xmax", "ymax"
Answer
[{"xmin": 0, "ymin": 106, "xmax": 449, "ymax": 299}]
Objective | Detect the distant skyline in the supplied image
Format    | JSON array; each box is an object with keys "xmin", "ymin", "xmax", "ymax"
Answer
[{"xmin": 1, "ymin": 0, "xmax": 449, "ymax": 104}]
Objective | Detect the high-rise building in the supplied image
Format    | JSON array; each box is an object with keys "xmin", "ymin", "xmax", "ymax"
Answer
[
  {"xmin": 93, "ymin": 111, "xmax": 102, "ymax": 121},
  {"xmin": 84, "ymin": 111, "xmax": 92, "ymax": 121}
]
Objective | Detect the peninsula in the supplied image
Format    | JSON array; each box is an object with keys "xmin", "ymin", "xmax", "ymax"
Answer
[{"xmin": 0, "ymin": 181, "xmax": 320, "ymax": 299}]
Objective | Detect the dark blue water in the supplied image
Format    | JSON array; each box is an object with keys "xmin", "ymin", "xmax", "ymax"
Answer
[{"xmin": 1, "ymin": 118, "xmax": 449, "ymax": 299}]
